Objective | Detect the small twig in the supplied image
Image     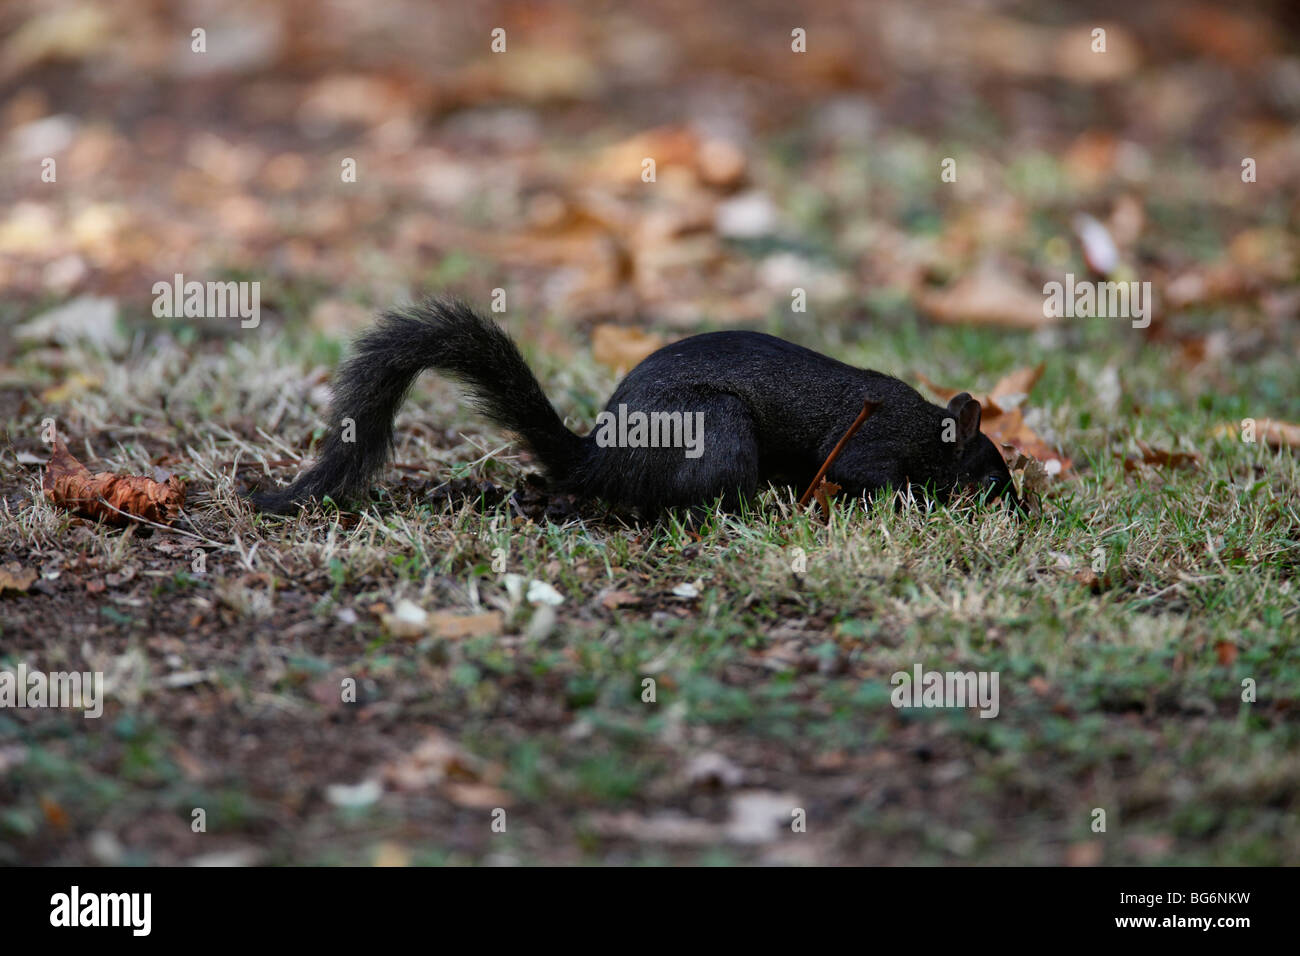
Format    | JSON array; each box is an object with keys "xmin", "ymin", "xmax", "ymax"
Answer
[{"xmin": 797, "ymin": 399, "xmax": 880, "ymax": 508}]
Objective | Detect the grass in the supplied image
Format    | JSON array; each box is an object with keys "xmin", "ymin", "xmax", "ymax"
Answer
[{"xmin": 2, "ymin": 293, "xmax": 1297, "ymax": 866}]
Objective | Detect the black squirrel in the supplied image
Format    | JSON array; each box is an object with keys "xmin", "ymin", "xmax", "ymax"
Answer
[{"xmin": 251, "ymin": 299, "xmax": 1018, "ymax": 515}]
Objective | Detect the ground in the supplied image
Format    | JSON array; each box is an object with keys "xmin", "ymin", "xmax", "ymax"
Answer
[{"xmin": 1, "ymin": 0, "xmax": 1298, "ymax": 865}]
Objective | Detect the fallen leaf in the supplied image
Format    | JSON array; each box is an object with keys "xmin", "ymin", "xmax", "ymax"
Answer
[
  {"xmin": 1065, "ymin": 841, "xmax": 1103, "ymax": 867},
  {"xmin": 726, "ymin": 790, "xmax": 802, "ymax": 844},
  {"xmin": 443, "ymin": 782, "xmax": 513, "ymax": 808},
  {"xmin": 1073, "ymin": 569, "xmax": 1106, "ymax": 593},
  {"xmin": 1074, "ymin": 213, "xmax": 1119, "ymax": 275},
  {"xmin": 39, "ymin": 372, "xmax": 102, "ymax": 403},
  {"xmin": 918, "ymin": 367, "xmax": 1070, "ymax": 473},
  {"xmin": 990, "ymin": 363, "xmax": 1046, "ymax": 406},
  {"xmin": 372, "ymin": 842, "xmax": 410, "ymax": 867},
  {"xmin": 1124, "ymin": 440, "xmax": 1202, "ymax": 472},
  {"xmin": 1176, "ymin": 332, "xmax": 1230, "ymax": 369},
  {"xmin": 589, "ymin": 126, "xmax": 701, "ymax": 186},
  {"xmin": 1174, "ymin": 6, "xmax": 1277, "ymax": 66},
  {"xmin": 685, "ymin": 752, "xmax": 744, "ymax": 790},
  {"xmin": 1164, "ymin": 265, "xmax": 1252, "ymax": 309},
  {"xmin": 42, "ymin": 440, "xmax": 185, "ymax": 526},
  {"xmin": 811, "ymin": 477, "xmax": 842, "ymax": 518},
  {"xmin": 0, "ymin": 563, "xmax": 37, "ymax": 593},
  {"xmin": 591, "ymin": 324, "xmax": 663, "ymax": 373},
  {"xmin": 696, "ymin": 138, "xmax": 747, "ymax": 189},
  {"xmin": 525, "ymin": 579, "xmax": 565, "ymax": 606},
  {"xmin": 964, "ymin": 17, "xmax": 1139, "ymax": 83},
  {"xmin": 1124, "ymin": 833, "xmax": 1175, "ymax": 862},
  {"xmin": 588, "ymin": 810, "xmax": 720, "ymax": 845},
  {"xmin": 1256, "ymin": 420, "xmax": 1300, "ymax": 448},
  {"xmin": 429, "ymin": 611, "xmax": 503, "ymax": 639},
  {"xmin": 991, "ymin": 407, "xmax": 1067, "ymax": 471},
  {"xmin": 15, "ymin": 296, "xmax": 122, "ymax": 352},
  {"xmin": 920, "ymin": 364, "xmax": 1043, "ymax": 410},
  {"xmin": 671, "ymin": 580, "xmax": 701, "ymax": 600},
  {"xmin": 461, "ymin": 45, "xmax": 602, "ymax": 105},
  {"xmin": 598, "ymin": 589, "xmax": 639, "ymax": 610},
  {"xmin": 325, "ymin": 779, "xmax": 382, "ymax": 808},
  {"xmin": 381, "ymin": 599, "xmax": 427, "ymax": 639},
  {"xmin": 714, "ymin": 191, "xmax": 778, "ymax": 239},
  {"xmin": 40, "ymin": 794, "xmax": 69, "ymax": 830},
  {"xmin": 919, "ymin": 266, "xmax": 1055, "ymax": 330},
  {"xmin": 383, "ymin": 732, "xmax": 493, "ymax": 791},
  {"xmin": 309, "ymin": 298, "xmax": 372, "ymax": 334},
  {"xmin": 1214, "ymin": 418, "xmax": 1300, "ymax": 449},
  {"xmin": 1, "ymin": 4, "xmax": 113, "ymax": 79}
]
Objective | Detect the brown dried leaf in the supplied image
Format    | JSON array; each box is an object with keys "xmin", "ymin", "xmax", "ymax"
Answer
[
  {"xmin": 383, "ymin": 732, "xmax": 495, "ymax": 792},
  {"xmin": 990, "ymin": 362, "xmax": 1046, "ymax": 405},
  {"xmin": 429, "ymin": 611, "xmax": 503, "ymax": 639},
  {"xmin": 443, "ymin": 782, "xmax": 513, "ymax": 809},
  {"xmin": 40, "ymin": 794, "xmax": 70, "ymax": 830},
  {"xmin": 918, "ymin": 267, "xmax": 1054, "ymax": 330},
  {"xmin": 42, "ymin": 440, "xmax": 185, "ymax": 526},
  {"xmin": 39, "ymin": 372, "xmax": 101, "ymax": 404},
  {"xmin": 1213, "ymin": 418, "xmax": 1300, "ymax": 449},
  {"xmin": 990, "ymin": 408, "xmax": 1070, "ymax": 472},
  {"xmin": 1125, "ymin": 440, "xmax": 1202, "ymax": 471},
  {"xmin": 811, "ymin": 478, "xmax": 841, "ymax": 519},
  {"xmin": 591, "ymin": 324, "xmax": 664, "ymax": 373},
  {"xmin": 917, "ymin": 368, "xmax": 1070, "ymax": 473},
  {"xmin": 599, "ymin": 588, "xmax": 639, "ymax": 610},
  {"xmin": 0, "ymin": 562, "xmax": 37, "ymax": 593},
  {"xmin": 1258, "ymin": 419, "xmax": 1300, "ymax": 449},
  {"xmin": 1065, "ymin": 841, "xmax": 1103, "ymax": 867},
  {"xmin": 589, "ymin": 126, "xmax": 701, "ymax": 186},
  {"xmin": 1015, "ymin": 455, "xmax": 1052, "ymax": 499}
]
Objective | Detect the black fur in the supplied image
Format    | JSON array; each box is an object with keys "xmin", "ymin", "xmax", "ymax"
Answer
[{"xmin": 251, "ymin": 298, "xmax": 1017, "ymax": 514}]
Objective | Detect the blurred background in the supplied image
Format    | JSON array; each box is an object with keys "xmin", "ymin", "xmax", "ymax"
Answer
[{"xmin": 1, "ymin": 0, "xmax": 1298, "ymax": 356}]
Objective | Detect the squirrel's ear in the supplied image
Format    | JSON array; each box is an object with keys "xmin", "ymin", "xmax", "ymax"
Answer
[{"xmin": 946, "ymin": 393, "xmax": 982, "ymax": 445}]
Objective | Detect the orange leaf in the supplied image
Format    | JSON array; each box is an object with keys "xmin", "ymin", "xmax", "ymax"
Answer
[
  {"xmin": 990, "ymin": 363, "xmax": 1045, "ymax": 404},
  {"xmin": 918, "ymin": 267, "xmax": 1054, "ymax": 330},
  {"xmin": 917, "ymin": 368, "xmax": 1070, "ymax": 473},
  {"xmin": 429, "ymin": 611, "xmax": 503, "ymax": 639},
  {"xmin": 1214, "ymin": 418, "xmax": 1300, "ymax": 449},
  {"xmin": 1125, "ymin": 440, "xmax": 1202, "ymax": 471},
  {"xmin": 591, "ymin": 324, "xmax": 664, "ymax": 373},
  {"xmin": 42, "ymin": 439, "xmax": 185, "ymax": 526},
  {"xmin": 0, "ymin": 562, "xmax": 37, "ymax": 593},
  {"xmin": 811, "ymin": 478, "xmax": 842, "ymax": 519},
  {"xmin": 40, "ymin": 795, "xmax": 69, "ymax": 830}
]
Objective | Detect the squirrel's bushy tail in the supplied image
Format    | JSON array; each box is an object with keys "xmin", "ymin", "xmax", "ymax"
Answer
[{"xmin": 251, "ymin": 299, "xmax": 582, "ymax": 513}]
